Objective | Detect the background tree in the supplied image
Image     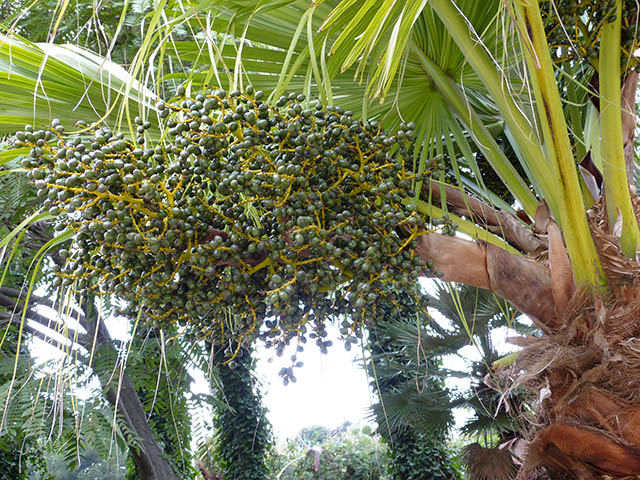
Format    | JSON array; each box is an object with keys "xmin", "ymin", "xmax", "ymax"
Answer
[
  {"xmin": 367, "ymin": 291, "xmax": 459, "ymax": 480},
  {"xmin": 2, "ymin": 0, "xmax": 151, "ymax": 65},
  {"xmin": 203, "ymin": 342, "xmax": 272, "ymax": 480},
  {"xmin": 368, "ymin": 283, "xmax": 536, "ymax": 479},
  {"xmin": 296, "ymin": 425, "xmax": 330, "ymax": 447},
  {"xmin": 120, "ymin": 327, "xmax": 198, "ymax": 480},
  {"xmin": 271, "ymin": 425, "xmax": 390, "ymax": 480}
]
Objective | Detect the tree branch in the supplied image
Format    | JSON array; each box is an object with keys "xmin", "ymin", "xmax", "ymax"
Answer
[
  {"xmin": 428, "ymin": 185, "xmax": 545, "ymax": 253},
  {"xmin": 0, "ymin": 286, "xmax": 88, "ymax": 331}
]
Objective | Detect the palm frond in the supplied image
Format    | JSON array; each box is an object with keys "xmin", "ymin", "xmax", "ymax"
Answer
[
  {"xmin": 0, "ymin": 33, "xmax": 157, "ymax": 136},
  {"xmin": 462, "ymin": 443, "xmax": 517, "ymax": 480}
]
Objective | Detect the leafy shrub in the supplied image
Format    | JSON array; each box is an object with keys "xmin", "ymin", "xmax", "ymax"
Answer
[{"xmin": 271, "ymin": 427, "xmax": 390, "ymax": 480}]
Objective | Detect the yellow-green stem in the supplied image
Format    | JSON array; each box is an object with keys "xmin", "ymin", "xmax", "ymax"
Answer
[
  {"xmin": 599, "ymin": 0, "xmax": 640, "ymax": 257},
  {"xmin": 512, "ymin": 0, "xmax": 605, "ymax": 287}
]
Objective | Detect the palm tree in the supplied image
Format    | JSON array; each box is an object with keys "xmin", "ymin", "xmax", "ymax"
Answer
[
  {"xmin": 218, "ymin": 3, "xmax": 640, "ymax": 477},
  {"xmin": 2, "ymin": 0, "xmax": 640, "ymax": 477},
  {"xmin": 367, "ymin": 290, "xmax": 459, "ymax": 480},
  {"xmin": 369, "ymin": 284, "xmax": 529, "ymax": 480}
]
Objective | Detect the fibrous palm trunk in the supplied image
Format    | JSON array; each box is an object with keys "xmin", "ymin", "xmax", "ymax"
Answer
[{"xmin": 417, "ymin": 190, "xmax": 640, "ymax": 479}]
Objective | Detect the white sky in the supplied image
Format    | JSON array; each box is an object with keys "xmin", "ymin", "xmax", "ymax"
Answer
[{"xmin": 256, "ymin": 330, "xmax": 374, "ymax": 440}]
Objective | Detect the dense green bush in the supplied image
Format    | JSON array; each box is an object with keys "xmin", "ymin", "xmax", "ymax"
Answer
[{"xmin": 271, "ymin": 426, "xmax": 390, "ymax": 480}]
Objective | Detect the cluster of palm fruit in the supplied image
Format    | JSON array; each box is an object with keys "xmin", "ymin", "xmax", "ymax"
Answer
[
  {"xmin": 541, "ymin": 0, "xmax": 639, "ymax": 70},
  {"xmin": 16, "ymin": 87, "xmax": 436, "ymax": 355}
]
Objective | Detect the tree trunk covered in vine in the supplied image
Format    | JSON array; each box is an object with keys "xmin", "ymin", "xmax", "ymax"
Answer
[
  {"xmin": 367, "ymin": 293, "xmax": 458, "ymax": 480},
  {"xmin": 210, "ymin": 343, "xmax": 272, "ymax": 480}
]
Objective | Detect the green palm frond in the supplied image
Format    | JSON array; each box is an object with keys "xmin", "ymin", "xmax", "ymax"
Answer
[
  {"xmin": 319, "ymin": 0, "xmax": 429, "ymax": 101},
  {"xmin": 370, "ymin": 386, "xmax": 453, "ymax": 433},
  {"xmin": 368, "ymin": 283, "xmax": 528, "ymax": 442},
  {"xmin": 0, "ymin": 33, "xmax": 157, "ymax": 136}
]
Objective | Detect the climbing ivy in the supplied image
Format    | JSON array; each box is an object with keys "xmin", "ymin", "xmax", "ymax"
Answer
[
  {"xmin": 384, "ymin": 425, "xmax": 456, "ymax": 480},
  {"xmin": 210, "ymin": 343, "xmax": 272, "ymax": 480}
]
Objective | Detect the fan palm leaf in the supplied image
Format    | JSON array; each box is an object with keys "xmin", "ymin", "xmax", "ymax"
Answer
[
  {"xmin": 368, "ymin": 284, "xmax": 528, "ymax": 443},
  {"xmin": 0, "ymin": 34, "xmax": 157, "ymax": 137}
]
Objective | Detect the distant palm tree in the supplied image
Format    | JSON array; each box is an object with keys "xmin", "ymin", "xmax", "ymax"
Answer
[{"xmin": 368, "ymin": 283, "xmax": 529, "ymax": 480}]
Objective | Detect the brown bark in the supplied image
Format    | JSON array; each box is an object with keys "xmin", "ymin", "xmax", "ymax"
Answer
[
  {"xmin": 415, "ymin": 232, "xmax": 558, "ymax": 330},
  {"xmin": 565, "ymin": 387, "xmax": 640, "ymax": 447},
  {"xmin": 546, "ymin": 220, "xmax": 575, "ymax": 314},
  {"xmin": 532, "ymin": 424, "xmax": 640, "ymax": 475},
  {"xmin": 428, "ymin": 184, "xmax": 545, "ymax": 253},
  {"xmin": 529, "ymin": 424, "xmax": 640, "ymax": 476}
]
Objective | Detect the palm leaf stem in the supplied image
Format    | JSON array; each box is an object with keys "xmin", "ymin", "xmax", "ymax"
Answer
[
  {"xmin": 426, "ymin": 182, "xmax": 545, "ymax": 253},
  {"xmin": 412, "ymin": 198, "xmax": 521, "ymax": 255},
  {"xmin": 599, "ymin": 0, "xmax": 640, "ymax": 257},
  {"xmin": 511, "ymin": 0, "xmax": 605, "ymax": 287}
]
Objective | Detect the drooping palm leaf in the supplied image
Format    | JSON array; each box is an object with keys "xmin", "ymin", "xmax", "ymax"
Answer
[{"xmin": 0, "ymin": 33, "xmax": 157, "ymax": 136}]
